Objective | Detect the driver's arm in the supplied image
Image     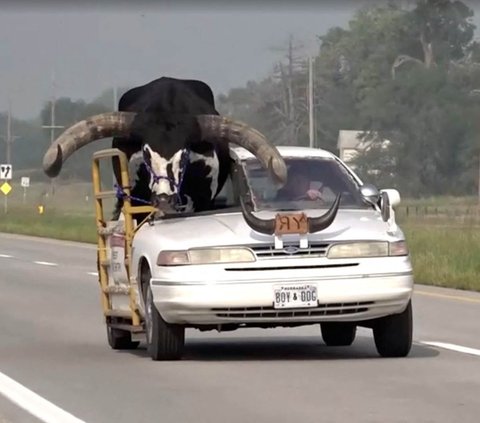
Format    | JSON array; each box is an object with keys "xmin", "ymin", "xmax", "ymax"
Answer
[{"xmin": 306, "ymin": 188, "xmax": 324, "ymax": 200}]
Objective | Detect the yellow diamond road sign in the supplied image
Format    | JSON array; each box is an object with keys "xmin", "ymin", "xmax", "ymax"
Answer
[{"xmin": 1, "ymin": 182, "xmax": 12, "ymax": 196}]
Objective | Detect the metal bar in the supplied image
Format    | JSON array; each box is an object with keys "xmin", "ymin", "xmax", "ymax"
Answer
[
  {"xmin": 117, "ymin": 152, "xmax": 142, "ymax": 327},
  {"xmin": 105, "ymin": 310, "xmax": 133, "ymax": 318},
  {"xmin": 124, "ymin": 205, "xmax": 157, "ymax": 216},
  {"xmin": 91, "ymin": 148, "xmax": 158, "ymax": 328},
  {"xmin": 108, "ymin": 323, "xmax": 144, "ymax": 333},
  {"xmin": 94, "ymin": 191, "xmax": 118, "ymax": 199},
  {"xmin": 92, "ymin": 156, "xmax": 111, "ymax": 317}
]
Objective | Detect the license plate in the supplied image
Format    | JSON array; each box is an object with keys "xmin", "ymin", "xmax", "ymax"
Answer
[{"xmin": 273, "ymin": 284, "xmax": 318, "ymax": 309}]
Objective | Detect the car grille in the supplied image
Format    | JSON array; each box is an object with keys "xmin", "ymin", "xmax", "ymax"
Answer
[
  {"xmin": 212, "ymin": 301, "xmax": 373, "ymax": 319},
  {"xmin": 249, "ymin": 243, "xmax": 330, "ymax": 260},
  {"xmin": 224, "ymin": 263, "xmax": 359, "ymax": 271}
]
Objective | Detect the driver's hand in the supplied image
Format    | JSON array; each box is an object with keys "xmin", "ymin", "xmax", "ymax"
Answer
[{"xmin": 306, "ymin": 189, "xmax": 322, "ymax": 200}]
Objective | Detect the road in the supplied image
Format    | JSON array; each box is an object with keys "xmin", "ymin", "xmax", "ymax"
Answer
[{"xmin": 0, "ymin": 232, "xmax": 479, "ymax": 423}]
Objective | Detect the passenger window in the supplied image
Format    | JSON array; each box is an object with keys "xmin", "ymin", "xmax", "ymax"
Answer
[{"xmin": 214, "ymin": 176, "xmax": 237, "ymax": 207}]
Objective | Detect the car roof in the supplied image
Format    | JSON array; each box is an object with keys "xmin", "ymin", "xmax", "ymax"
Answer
[{"xmin": 229, "ymin": 145, "xmax": 337, "ymax": 161}]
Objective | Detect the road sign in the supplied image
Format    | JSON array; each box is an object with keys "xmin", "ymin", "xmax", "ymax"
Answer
[
  {"xmin": 21, "ymin": 177, "xmax": 30, "ymax": 188},
  {"xmin": 0, "ymin": 164, "xmax": 12, "ymax": 180},
  {"xmin": 1, "ymin": 182, "xmax": 12, "ymax": 195}
]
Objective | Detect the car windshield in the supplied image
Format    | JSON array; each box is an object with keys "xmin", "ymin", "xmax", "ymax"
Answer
[{"xmin": 244, "ymin": 157, "xmax": 369, "ymax": 211}]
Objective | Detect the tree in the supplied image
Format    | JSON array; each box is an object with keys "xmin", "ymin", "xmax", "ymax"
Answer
[
  {"xmin": 391, "ymin": 0, "xmax": 476, "ymax": 76},
  {"xmin": 350, "ymin": 1, "xmax": 479, "ymax": 196}
]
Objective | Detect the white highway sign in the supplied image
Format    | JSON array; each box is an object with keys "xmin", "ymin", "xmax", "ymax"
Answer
[
  {"xmin": 0, "ymin": 164, "xmax": 12, "ymax": 180},
  {"xmin": 21, "ymin": 177, "xmax": 30, "ymax": 188}
]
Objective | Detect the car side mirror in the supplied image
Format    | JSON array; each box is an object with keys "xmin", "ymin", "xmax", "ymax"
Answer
[
  {"xmin": 360, "ymin": 184, "xmax": 381, "ymax": 206},
  {"xmin": 380, "ymin": 191, "xmax": 390, "ymax": 221},
  {"xmin": 380, "ymin": 189, "xmax": 401, "ymax": 207},
  {"xmin": 379, "ymin": 189, "xmax": 401, "ymax": 222}
]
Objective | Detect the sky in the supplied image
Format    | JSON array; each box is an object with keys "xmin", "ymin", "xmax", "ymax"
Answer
[{"xmin": 1, "ymin": 0, "xmax": 480, "ymax": 120}]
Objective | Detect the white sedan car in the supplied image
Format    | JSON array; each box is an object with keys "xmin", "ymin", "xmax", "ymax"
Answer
[{"xmin": 129, "ymin": 146, "xmax": 414, "ymax": 360}]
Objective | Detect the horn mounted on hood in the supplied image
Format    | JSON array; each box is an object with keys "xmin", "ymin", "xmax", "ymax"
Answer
[{"xmin": 234, "ymin": 164, "xmax": 341, "ymax": 235}]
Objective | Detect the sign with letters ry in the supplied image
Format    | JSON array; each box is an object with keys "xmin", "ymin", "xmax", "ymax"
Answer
[{"xmin": 274, "ymin": 212, "xmax": 308, "ymax": 235}]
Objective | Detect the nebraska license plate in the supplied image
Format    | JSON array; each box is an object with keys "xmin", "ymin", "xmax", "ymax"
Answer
[{"xmin": 273, "ymin": 284, "xmax": 318, "ymax": 309}]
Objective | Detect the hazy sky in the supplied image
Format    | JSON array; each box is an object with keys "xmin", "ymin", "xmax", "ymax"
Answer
[{"xmin": 1, "ymin": 1, "xmax": 480, "ymax": 120}]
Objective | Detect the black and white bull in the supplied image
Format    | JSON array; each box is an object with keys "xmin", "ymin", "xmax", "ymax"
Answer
[{"xmin": 42, "ymin": 76, "xmax": 340, "ymax": 234}]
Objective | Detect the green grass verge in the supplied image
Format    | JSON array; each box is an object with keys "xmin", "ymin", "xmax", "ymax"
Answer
[
  {"xmin": 0, "ymin": 207, "xmax": 97, "ymax": 244},
  {"xmin": 1, "ymin": 205, "xmax": 479, "ymax": 292},
  {"xmin": 402, "ymin": 223, "xmax": 480, "ymax": 292}
]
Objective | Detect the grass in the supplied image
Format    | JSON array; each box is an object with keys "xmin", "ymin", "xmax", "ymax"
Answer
[
  {"xmin": 402, "ymin": 222, "xmax": 480, "ymax": 291},
  {"xmin": 0, "ymin": 181, "xmax": 98, "ymax": 243},
  {"xmin": 1, "ymin": 183, "xmax": 479, "ymax": 292},
  {"xmin": 0, "ymin": 206, "xmax": 97, "ymax": 243}
]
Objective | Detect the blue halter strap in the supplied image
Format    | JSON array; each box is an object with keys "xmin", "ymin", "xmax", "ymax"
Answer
[{"xmin": 143, "ymin": 148, "xmax": 190, "ymax": 205}]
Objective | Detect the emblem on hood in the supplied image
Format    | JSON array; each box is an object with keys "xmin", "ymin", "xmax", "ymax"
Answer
[{"xmin": 283, "ymin": 245, "xmax": 300, "ymax": 255}]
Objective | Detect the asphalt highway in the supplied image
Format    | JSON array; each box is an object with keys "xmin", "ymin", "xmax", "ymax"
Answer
[{"xmin": 0, "ymin": 232, "xmax": 479, "ymax": 423}]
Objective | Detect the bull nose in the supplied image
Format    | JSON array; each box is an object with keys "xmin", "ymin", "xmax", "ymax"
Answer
[{"xmin": 152, "ymin": 194, "xmax": 176, "ymax": 213}]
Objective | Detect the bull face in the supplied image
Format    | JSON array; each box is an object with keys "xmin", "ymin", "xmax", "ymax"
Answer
[{"xmin": 142, "ymin": 144, "xmax": 190, "ymax": 213}]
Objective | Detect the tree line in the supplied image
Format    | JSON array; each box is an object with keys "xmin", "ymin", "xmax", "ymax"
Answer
[{"xmin": 1, "ymin": 0, "xmax": 479, "ymax": 197}]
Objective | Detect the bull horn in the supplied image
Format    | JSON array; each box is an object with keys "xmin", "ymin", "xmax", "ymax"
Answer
[
  {"xmin": 239, "ymin": 195, "xmax": 276, "ymax": 235},
  {"xmin": 239, "ymin": 191, "xmax": 342, "ymax": 235},
  {"xmin": 42, "ymin": 112, "xmax": 136, "ymax": 178},
  {"xmin": 196, "ymin": 115, "xmax": 287, "ymax": 186},
  {"xmin": 307, "ymin": 193, "xmax": 342, "ymax": 233}
]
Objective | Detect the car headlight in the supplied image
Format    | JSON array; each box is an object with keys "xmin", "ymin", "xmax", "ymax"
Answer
[
  {"xmin": 327, "ymin": 242, "xmax": 389, "ymax": 259},
  {"xmin": 327, "ymin": 241, "xmax": 408, "ymax": 259},
  {"xmin": 157, "ymin": 247, "xmax": 256, "ymax": 266},
  {"xmin": 389, "ymin": 240, "xmax": 409, "ymax": 256}
]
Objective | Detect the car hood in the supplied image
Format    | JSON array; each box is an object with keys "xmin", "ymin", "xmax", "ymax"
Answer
[{"xmin": 133, "ymin": 208, "xmax": 404, "ymax": 250}]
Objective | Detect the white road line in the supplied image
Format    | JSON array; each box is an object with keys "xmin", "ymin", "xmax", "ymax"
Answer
[
  {"xmin": 87, "ymin": 272, "xmax": 98, "ymax": 277},
  {"xmin": 33, "ymin": 261, "xmax": 58, "ymax": 267},
  {"xmin": 421, "ymin": 341, "xmax": 480, "ymax": 357},
  {"xmin": 0, "ymin": 254, "xmax": 13, "ymax": 258},
  {"xmin": 0, "ymin": 371, "xmax": 86, "ymax": 423}
]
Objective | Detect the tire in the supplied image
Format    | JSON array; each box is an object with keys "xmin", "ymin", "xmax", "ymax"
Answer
[
  {"xmin": 143, "ymin": 270, "xmax": 185, "ymax": 361},
  {"xmin": 107, "ymin": 321, "xmax": 140, "ymax": 350},
  {"xmin": 373, "ymin": 300, "xmax": 413, "ymax": 358},
  {"xmin": 321, "ymin": 322, "xmax": 356, "ymax": 346}
]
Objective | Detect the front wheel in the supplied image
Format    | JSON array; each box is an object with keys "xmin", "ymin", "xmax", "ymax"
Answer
[
  {"xmin": 143, "ymin": 272, "xmax": 185, "ymax": 361},
  {"xmin": 373, "ymin": 300, "xmax": 413, "ymax": 358},
  {"xmin": 321, "ymin": 322, "xmax": 356, "ymax": 346}
]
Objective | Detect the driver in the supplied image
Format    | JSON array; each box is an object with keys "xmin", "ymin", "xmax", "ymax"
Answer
[{"xmin": 275, "ymin": 168, "xmax": 322, "ymax": 201}]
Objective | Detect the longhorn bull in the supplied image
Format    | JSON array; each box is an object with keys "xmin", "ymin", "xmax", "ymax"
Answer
[{"xmin": 42, "ymin": 76, "xmax": 339, "ymax": 234}]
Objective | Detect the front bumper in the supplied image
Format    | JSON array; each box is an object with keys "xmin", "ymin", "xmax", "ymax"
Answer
[{"xmin": 150, "ymin": 269, "xmax": 414, "ymax": 326}]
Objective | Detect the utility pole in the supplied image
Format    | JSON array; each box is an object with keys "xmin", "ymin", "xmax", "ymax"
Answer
[
  {"xmin": 0, "ymin": 100, "xmax": 19, "ymax": 215},
  {"xmin": 478, "ymin": 152, "xmax": 480, "ymax": 204},
  {"xmin": 308, "ymin": 56, "xmax": 315, "ymax": 148},
  {"xmin": 42, "ymin": 71, "xmax": 64, "ymax": 195},
  {"xmin": 1, "ymin": 100, "xmax": 20, "ymax": 163},
  {"xmin": 113, "ymin": 85, "xmax": 118, "ymax": 111}
]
